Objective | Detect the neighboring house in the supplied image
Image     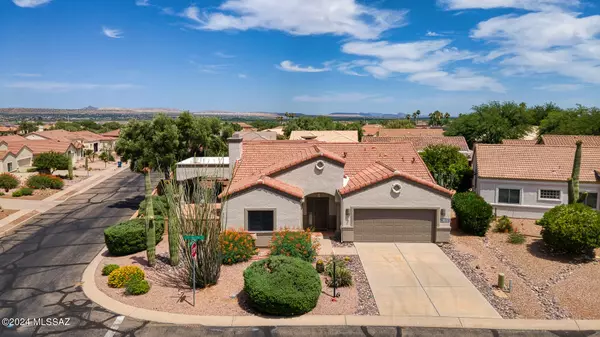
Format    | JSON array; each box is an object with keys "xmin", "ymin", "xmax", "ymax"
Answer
[
  {"xmin": 101, "ymin": 129, "xmax": 120, "ymax": 149},
  {"xmin": 473, "ymin": 144, "xmax": 600, "ymax": 219},
  {"xmin": 0, "ymin": 135, "xmax": 82, "ymax": 165},
  {"xmin": 0, "ymin": 144, "xmax": 34, "ymax": 172},
  {"xmin": 0, "ymin": 126, "xmax": 18, "ymax": 135},
  {"xmin": 362, "ymin": 135, "xmax": 472, "ymax": 159},
  {"xmin": 362, "ymin": 124, "xmax": 382, "ymax": 137},
  {"xmin": 233, "ymin": 131, "xmax": 277, "ymax": 141},
  {"xmin": 25, "ymin": 129, "xmax": 110, "ymax": 153},
  {"xmin": 289, "ymin": 130, "xmax": 359, "ymax": 142},
  {"xmin": 220, "ymin": 138, "xmax": 453, "ymax": 246},
  {"xmin": 176, "ymin": 157, "xmax": 230, "ymax": 181},
  {"xmin": 541, "ymin": 135, "xmax": 600, "ymax": 147},
  {"xmin": 235, "ymin": 122, "xmax": 256, "ymax": 132},
  {"xmin": 265, "ymin": 126, "xmax": 284, "ymax": 136},
  {"xmin": 502, "ymin": 139, "xmax": 538, "ymax": 145},
  {"xmin": 378, "ymin": 128, "xmax": 445, "ymax": 137}
]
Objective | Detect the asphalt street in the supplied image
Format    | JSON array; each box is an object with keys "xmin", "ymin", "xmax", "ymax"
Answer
[{"xmin": 0, "ymin": 170, "xmax": 597, "ymax": 337}]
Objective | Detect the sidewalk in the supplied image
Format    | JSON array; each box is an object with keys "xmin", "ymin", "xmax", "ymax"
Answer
[{"xmin": 0, "ymin": 166, "xmax": 129, "ymax": 234}]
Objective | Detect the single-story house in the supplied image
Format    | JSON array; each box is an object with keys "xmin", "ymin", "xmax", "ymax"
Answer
[
  {"xmin": 233, "ymin": 131, "xmax": 277, "ymax": 141},
  {"xmin": 235, "ymin": 122, "xmax": 256, "ymax": 132},
  {"xmin": 0, "ymin": 145, "xmax": 34, "ymax": 172},
  {"xmin": 0, "ymin": 136, "xmax": 82, "ymax": 165},
  {"xmin": 265, "ymin": 126, "xmax": 285, "ymax": 136},
  {"xmin": 378, "ymin": 128, "xmax": 445, "ymax": 137},
  {"xmin": 362, "ymin": 136, "xmax": 472, "ymax": 159},
  {"xmin": 0, "ymin": 126, "xmax": 18, "ymax": 135},
  {"xmin": 220, "ymin": 138, "xmax": 453, "ymax": 246},
  {"xmin": 362, "ymin": 124, "xmax": 382, "ymax": 137},
  {"xmin": 25, "ymin": 130, "xmax": 111, "ymax": 153},
  {"xmin": 289, "ymin": 130, "xmax": 359, "ymax": 142},
  {"xmin": 501, "ymin": 139, "xmax": 538, "ymax": 145},
  {"xmin": 541, "ymin": 135, "xmax": 600, "ymax": 147},
  {"xmin": 473, "ymin": 144, "xmax": 600, "ymax": 219},
  {"xmin": 176, "ymin": 157, "xmax": 230, "ymax": 181}
]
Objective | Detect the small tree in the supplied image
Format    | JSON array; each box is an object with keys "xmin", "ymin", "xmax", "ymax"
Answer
[
  {"xmin": 420, "ymin": 144, "xmax": 472, "ymax": 191},
  {"xmin": 0, "ymin": 173, "xmax": 19, "ymax": 192},
  {"xmin": 32, "ymin": 152, "xmax": 69, "ymax": 174},
  {"xmin": 143, "ymin": 168, "xmax": 156, "ymax": 267},
  {"xmin": 99, "ymin": 150, "xmax": 114, "ymax": 168}
]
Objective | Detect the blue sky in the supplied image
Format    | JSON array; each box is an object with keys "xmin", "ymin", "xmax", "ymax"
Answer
[{"xmin": 1, "ymin": 0, "xmax": 600, "ymax": 115}]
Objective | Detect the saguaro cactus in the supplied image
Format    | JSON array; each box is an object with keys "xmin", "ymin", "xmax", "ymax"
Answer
[
  {"xmin": 144, "ymin": 168, "xmax": 156, "ymax": 267},
  {"xmin": 568, "ymin": 140, "xmax": 583, "ymax": 204},
  {"xmin": 67, "ymin": 152, "xmax": 73, "ymax": 180}
]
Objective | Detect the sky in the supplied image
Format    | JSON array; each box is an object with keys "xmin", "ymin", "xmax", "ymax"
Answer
[{"xmin": 1, "ymin": 0, "xmax": 600, "ymax": 115}]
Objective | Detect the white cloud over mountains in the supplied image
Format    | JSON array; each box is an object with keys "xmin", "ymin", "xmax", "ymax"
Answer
[{"xmin": 12, "ymin": 0, "xmax": 51, "ymax": 8}]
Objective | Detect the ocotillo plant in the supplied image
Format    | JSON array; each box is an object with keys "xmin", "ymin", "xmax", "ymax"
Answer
[
  {"xmin": 568, "ymin": 140, "xmax": 583, "ymax": 204},
  {"xmin": 162, "ymin": 179, "xmax": 180, "ymax": 266},
  {"xmin": 67, "ymin": 152, "xmax": 73, "ymax": 180},
  {"xmin": 143, "ymin": 167, "xmax": 156, "ymax": 267}
]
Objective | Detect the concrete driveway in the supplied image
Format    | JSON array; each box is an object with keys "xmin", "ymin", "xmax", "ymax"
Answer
[{"xmin": 355, "ymin": 243, "xmax": 500, "ymax": 318}]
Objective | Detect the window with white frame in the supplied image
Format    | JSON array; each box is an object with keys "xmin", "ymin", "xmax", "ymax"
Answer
[
  {"xmin": 498, "ymin": 188, "xmax": 520, "ymax": 204},
  {"xmin": 539, "ymin": 189, "xmax": 561, "ymax": 200}
]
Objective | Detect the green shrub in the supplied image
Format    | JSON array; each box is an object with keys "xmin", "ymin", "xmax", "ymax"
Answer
[
  {"xmin": 125, "ymin": 279, "xmax": 150, "ymax": 295},
  {"xmin": 11, "ymin": 190, "xmax": 22, "ymax": 197},
  {"xmin": 107, "ymin": 265, "xmax": 145, "ymax": 288},
  {"xmin": 220, "ymin": 229, "xmax": 257, "ymax": 265},
  {"xmin": 452, "ymin": 192, "xmax": 494, "ymax": 236},
  {"xmin": 32, "ymin": 151, "xmax": 69, "ymax": 174},
  {"xmin": 494, "ymin": 216, "xmax": 514, "ymax": 233},
  {"xmin": 138, "ymin": 195, "xmax": 168, "ymax": 217},
  {"xmin": 26, "ymin": 174, "xmax": 64, "ymax": 189},
  {"xmin": 324, "ymin": 255, "xmax": 352, "ymax": 287},
  {"xmin": 243, "ymin": 256, "xmax": 321, "ymax": 316},
  {"xmin": 0, "ymin": 173, "xmax": 19, "ymax": 192},
  {"xmin": 102, "ymin": 264, "xmax": 120, "ymax": 276},
  {"xmin": 26, "ymin": 167, "xmax": 38, "ymax": 173},
  {"xmin": 508, "ymin": 231, "xmax": 526, "ymax": 244},
  {"xmin": 18, "ymin": 188, "xmax": 34, "ymax": 196},
  {"xmin": 103, "ymin": 217, "xmax": 165, "ymax": 256},
  {"xmin": 270, "ymin": 229, "xmax": 318, "ymax": 262},
  {"xmin": 537, "ymin": 204, "xmax": 600, "ymax": 254}
]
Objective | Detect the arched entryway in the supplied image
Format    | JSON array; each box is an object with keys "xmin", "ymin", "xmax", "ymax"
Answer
[{"xmin": 303, "ymin": 193, "xmax": 338, "ymax": 232}]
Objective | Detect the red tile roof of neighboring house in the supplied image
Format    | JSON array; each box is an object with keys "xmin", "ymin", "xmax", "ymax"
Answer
[
  {"xmin": 475, "ymin": 144, "xmax": 600, "ymax": 182},
  {"xmin": 378, "ymin": 128, "xmax": 445, "ymax": 137},
  {"xmin": 0, "ymin": 150, "xmax": 14, "ymax": 160},
  {"xmin": 236, "ymin": 122, "xmax": 255, "ymax": 130},
  {"xmin": 0, "ymin": 126, "xmax": 18, "ymax": 133},
  {"xmin": 362, "ymin": 124, "xmax": 382, "ymax": 136},
  {"xmin": 222, "ymin": 175, "xmax": 304, "ymax": 199},
  {"xmin": 29, "ymin": 129, "xmax": 108, "ymax": 143},
  {"xmin": 501, "ymin": 139, "xmax": 539, "ymax": 145},
  {"xmin": 0, "ymin": 137, "xmax": 74, "ymax": 155},
  {"xmin": 541, "ymin": 135, "xmax": 600, "ymax": 147},
  {"xmin": 102, "ymin": 129, "xmax": 120, "ymax": 138},
  {"xmin": 73, "ymin": 130, "xmax": 109, "ymax": 142},
  {"xmin": 339, "ymin": 161, "xmax": 453, "ymax": 196},
  {"xmin": 222, "ymin": 140, "xmax": 442, "ymax": 198},
  {"xmin": 362, "ymin": 136, "xmax": 469, "ymax": 151}
]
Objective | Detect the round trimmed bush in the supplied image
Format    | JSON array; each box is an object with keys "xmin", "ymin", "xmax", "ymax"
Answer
[
  {"xmin": 538, "ymin": 203, "xmax": 600, "ymax": 254},
  {"xmin": 243, "ymin": 255, "xmax": 321, "ymax": 316},
  {"xmin": 103, "ymin": 217, "xmax": 165, "ymax": 256},
  {"xmin": 26, "ymin": 174, "xmax": 64, "ymax": 190},
  {"xmin": 19, "ymin": 187, "xmax": 34, "ymax": 196},
  {"xmin": 452, "ymin": 192, "xmax": 494, "ymax": 236},
  {"xmin": 107, "ymin": 265, "xmax": 144, "ymax": 288},
  {"xmin": 125, "ymin": 279, "xmax": 150, "ymax": 295},
  {"xmin": 0, "ymin": 173, "xmax": 19, "ymax": 192},
  {"xmin": 102, "ymin": 264, "xmax": 120, "ymax": 276}
]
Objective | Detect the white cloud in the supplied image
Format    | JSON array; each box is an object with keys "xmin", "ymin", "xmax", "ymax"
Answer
[
  {"xmin": 534, "ymin": 84, "xmax": 582, "ymax": 91},
  {"xmin": 215, "ymin": 51, "xmax": 235, "ymax": 58},
  {"xmin": 277, "ymin": 60, "xmax": 330, "ymax": 73},
  {"xmin": 408, "ymin": 69, "xmax": 506, "ymax": 92},
  {"xmin": 438, "ymin": 0, "xmax": 579, "ymax": 11},
  {"xmin": 471, "ymin": 11, "xmax": 600, "ymax": 84},
  {"xmin": 135, "ymin": 0, "xmax": 150, "ymax": 6},
  {"xmin": 12, "ymin": 0, "xmax": 51, "ymax": 8},
  {"xmin": 342, "ymin": 40, "xmax": 453, "ymax": 60},
  {"xmin": 426, "ymin": 31, "xmax": 443, "ymax": 37},
  {"xmin": 5, "ymin": 81, "xmax": 137, "ymax": 92},
  {"xmin": 293, "ymin": 92, "xmax": 392, "ymax": 103},
  {"xmin": 14, "ymin": 73, "xmax": 41, "ymax": 77},
  {"xmin": 238, "ymin": 73, "xmax": 247, "ymax": 79},
  {"xmin": 181, "ymin": 0, "xmax": 407, "ymax": 40},
  {"xmin": 190, "ymin": 61, "xmax": 229, "ymax": 74},
  {"xmin": 102, "ymin": 27, "xmax": 123, "ymax": 39}
]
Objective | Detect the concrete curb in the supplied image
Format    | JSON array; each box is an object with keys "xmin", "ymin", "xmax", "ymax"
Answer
[{"xmin": 81, "ymin": 247, "xmax": 600, "ymax": 330}]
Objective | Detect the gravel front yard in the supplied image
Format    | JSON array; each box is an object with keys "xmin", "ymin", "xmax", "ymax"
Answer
[
  {"xmin": 443, "ymin": 219, "xmax": 599, "ymax": 319},
  {"xmin": 96, "ymin": 238, "xmax": 378, "ymax": 316}
]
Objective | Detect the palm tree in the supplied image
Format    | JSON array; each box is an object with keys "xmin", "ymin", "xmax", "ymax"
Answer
[
  {"xmin": 406, "ymin": 115, "xmax": 411, "ymax": 123},
  {"xmin": 276, "ymin": 116, "xmax": 283, "ymax": 125},
  {"xmin": 443, "ymin": 112, "xmax": 451, "ymax": 125},
  {"xmin": 416, "ymin": 110, "xmax": 421, "ymax": 124}
]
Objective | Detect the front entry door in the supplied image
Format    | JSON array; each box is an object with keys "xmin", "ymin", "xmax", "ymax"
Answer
[{"xmin": 309, "ymin": 197, "xmax": 329, "ymax": 231}]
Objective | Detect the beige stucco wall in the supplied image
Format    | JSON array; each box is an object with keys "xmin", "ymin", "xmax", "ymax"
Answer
[
  {"xmin": 176, "ymin": 165, "xmax": 230, "ymax": 181},
  {"xmin": 273, "ymin": 158, "xmax": 344, "ymax": 196},
  {"xmin": 476, "ymin": 178, "xmax": 600, "ymax": 219},
  {"xmin": 1, "ymin": 154, "xmax": 18, "ymax": 173},
  {"xmin": 222, "ymin": 186, "xmax": 302, "ymax": 232},
  {"xmin": 340, "ymin": 177, "xmax": 452, "ymax": 242}
]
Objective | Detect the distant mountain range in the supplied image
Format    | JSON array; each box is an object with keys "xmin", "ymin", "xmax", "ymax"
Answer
[{"xmin": 329, "ymin": 112, "xmax": 407, "ymax": 118}]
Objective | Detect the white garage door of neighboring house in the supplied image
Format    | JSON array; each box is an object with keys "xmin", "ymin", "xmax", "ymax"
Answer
[
  {"xmin": 17, "ymin": 158, "xmax": 30, "ymax": 168},
  {"xmin": 353, "ymin": 209, "xmax": 436, "ymax": 242}
]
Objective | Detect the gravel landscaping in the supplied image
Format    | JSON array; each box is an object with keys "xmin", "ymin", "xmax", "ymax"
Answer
[
  {"xmin": 96, "ymin": 237, "xmax": 378, "ymax": 316},
  {"xmin": 443, "ymin": 219, "xmax": 599, "ymax": 319}
]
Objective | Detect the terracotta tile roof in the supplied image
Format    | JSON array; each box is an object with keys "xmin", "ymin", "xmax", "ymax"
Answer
[
  {"xmin": 220, "ymin": 175, "xmax": 303, "ymax": 199},
  {"xmin": 339, "ymin": 161, "xmax": 454, "ymax": 196},
  {"xmin": 102, "ymin": 129, "xmax": 120, "ymax": 138},
  {"xmin": 362, "ymin": 136, "xmax": 469, "ymax": 151},
  {"xmin": 0, "ymin": 126, "xmax": 18, "ymax": 133},
  {"xmin": 234, "ymin": 131, "xmax": 277, "ymax": 141},
  {"xmin": 289, "ymin": 130, "xmax": 359, "ymax": 142},
  {"xmin": 362, "ymin": 124, "xmax": 382, "ymax": 136},
  {"xmin": 261, "ymin": 145, "xmax": 346, "ymax": 176},
  {"xmin": 541, "ymin": 135, "xmax": 600, "ymax": 147},
  {"xmin": 30, "ymin": 129, "xmax": 109, "ymax": 143},
  {"xmin": 72, "ymin": 130, "xmax": 110, "ymax": 142},
  {"xmin": 475, "ymin": 144, "xmax": 600, "ymax": 182},
  {"xmin": 236, "ymin": 122, "xmax": 255, "ymax": 130},
  {"xmin": 0, "ymin": 137, "xmax": 73, "ymax": 155},
  {"xmin": 0, "ymin": 150, "xmax": 14, "ymax": 160},
  {"xmin": 501, "ymin": 139, "xmax": 539, "ymax": 145},
  {"xmin": 378, "ymin": 128, "xmax": 445, "ymax": 137}
]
